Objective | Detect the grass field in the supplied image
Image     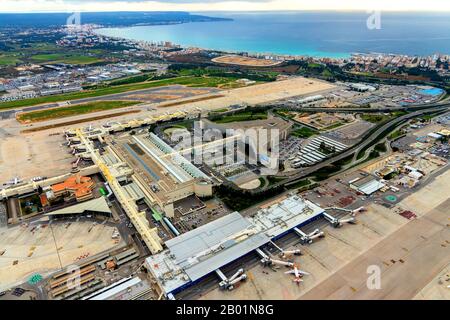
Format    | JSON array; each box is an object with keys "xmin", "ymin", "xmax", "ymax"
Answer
[
  {"xmin": 31, "ymin": 53, "xmax": 102, "ymax": 65},
  {"xmin": 291, "ymin": 126, "xmax": 317, "ymax": 138},
  {"xmin": 388, "ymin": 129, "xmax": 405, "ymax": 141},
  {"xmin": 361, "ymin": 114, "xmax": 392, "ymax": 123},
  {"xmin": 0, "ymin": 76, "xmax": 239, "ymax": 110},
  {"xmin": 210, "ymin": 108, "xmax": 230, "ymax": 113},
  {"xmin": 0, "ymin": 54, "xmax": 22, "ymax": 66},
  {"xmin": 213, "ymin": 111, "xmax": 267, "ymax": 124},
  {"xmin": 17, "ymin": 100, "xmax": 139, "ymax": 123}
]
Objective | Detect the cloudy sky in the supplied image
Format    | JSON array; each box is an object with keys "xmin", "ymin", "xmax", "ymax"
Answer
[{"xmin": 1, "ymin": 0, "xmax": 450, "ymax": 13}]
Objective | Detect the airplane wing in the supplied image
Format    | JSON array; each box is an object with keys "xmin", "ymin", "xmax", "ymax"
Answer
[
  {"xmin": 298, "ymin": 270, "xmax": 310, "ymax": 275},
  {"xmin": 284, "ymin": 270, "xmax": 295, "ymax": 275}
]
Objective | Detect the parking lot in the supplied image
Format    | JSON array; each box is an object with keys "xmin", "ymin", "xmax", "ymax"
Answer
[
  {"xmin": 174, "ymin": 198, "xmax": 231, "ymax": 233},
  {"xmin": 279, "ymin": 136, "xmax": 305, "ymax": 164}
]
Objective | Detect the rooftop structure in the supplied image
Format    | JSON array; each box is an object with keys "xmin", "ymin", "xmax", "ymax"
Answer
[
  {"xmin": 249, "ymin": 195, "xmax": 325, "ymax": 239},
  {"xmin": 438, "ymin": 129, "xmax": 450, "ymax": 137},
  {"xmin": 112, "ymin": 132, "xmax": 213, "ymax": 217},
  {"xmin": 348, "ymin": 83, "xmax": 377, "ymax": 92},
  {"xmin": 166, "ymin": 212, "xmax": 268, "ymax": 282},
  {"xmin": 293, "ymin": 136, "xmax": 348, "ymax": 167},
  {"xmin": 145, "ymin": 195, "xmax": 324, "ymax": 296},
  {"xmin": 350, "ymin": 175, "xmax": 385, "ymax": 195},
  {"xmin": 201, "ymin": 117, "xmax": 292, "ymax": 141},
  {"xmin": 45, "ymin": 197, "xmax": 111, "ymax": 218},
  {"xmin": 296, "ymin": 94, "xmax": 326, "ymax": 107},
  {"xmin": 51, "ymin": 174, "xmax": 94, "ymax": 202},
  {"xmin": 73, "ymin": 128, "xmax": 164, "ymax": 255},
  {"xmin": 83, "ymin": 276, "xmax": 146, "ymax": 300}
]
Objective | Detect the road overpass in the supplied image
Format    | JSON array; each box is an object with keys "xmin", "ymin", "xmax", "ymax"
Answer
[
  {"xmin": 280, "ymin": 101, "xmax": 450, "ymax": 114},
  {"xmin": 271, "ymin": 104, "xmax": 450, "ymax": 188}
]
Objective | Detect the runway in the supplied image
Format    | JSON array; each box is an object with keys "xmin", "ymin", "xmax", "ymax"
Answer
[{"xmin": 300, "ymin": 172, "xmax": 450, "ymax": 300}]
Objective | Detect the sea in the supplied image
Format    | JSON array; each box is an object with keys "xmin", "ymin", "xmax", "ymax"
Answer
[{"xmin": 96, "ymin": 11, "xmax": 450, "ymax": 58}]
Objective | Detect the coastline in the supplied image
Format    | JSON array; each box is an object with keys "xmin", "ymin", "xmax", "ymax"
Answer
[
  {"xmin": 93, "ymin": 11, "xmax": 450, "ymax": 59},
  {"xmin": 94, "ymin": 25, "xmax": 352, "ymax": 60}
]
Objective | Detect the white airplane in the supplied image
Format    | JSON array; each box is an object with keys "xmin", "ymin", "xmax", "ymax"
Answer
[
  {"xmin": 285, "ymin": 264, "xmax": 310, "ymax": 285},
  {"xmin": 4, "ymin": 177, "xmax": 23, "ymax": 186}
]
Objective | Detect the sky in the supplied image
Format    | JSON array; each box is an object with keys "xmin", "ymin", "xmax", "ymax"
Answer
[{"xmin": 1, "ymin": 0, "xmax": 450, "ymax": 13}]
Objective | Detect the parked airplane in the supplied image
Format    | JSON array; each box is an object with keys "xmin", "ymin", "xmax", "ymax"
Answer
[
  {"xmin": 3, "ymin": 177, "xmax": 23, "ymax": 186},
  {"xmin": 285, "ymin": 264, "xmax": 310, "ymax": 285}
]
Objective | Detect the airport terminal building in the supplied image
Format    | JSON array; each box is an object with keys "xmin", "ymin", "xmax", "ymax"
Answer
[{"xmin": 145, "ymin": 195, "xmax": 324, "ymax": 297}]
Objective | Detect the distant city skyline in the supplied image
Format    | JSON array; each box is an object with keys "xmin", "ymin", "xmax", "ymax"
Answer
[{"xmin": 2, "ymin": 0, "xmax": 450, "ymax": 13}]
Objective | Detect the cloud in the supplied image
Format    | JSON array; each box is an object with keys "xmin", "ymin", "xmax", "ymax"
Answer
[{"xmin": 2, "ymin": 0, "xmax": 450, "ymax": 13}]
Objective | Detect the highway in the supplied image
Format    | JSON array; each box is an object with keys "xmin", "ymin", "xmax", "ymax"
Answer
[{"xmin": 271, "ymin": 103, "xmax": 450, "ymax": 188}]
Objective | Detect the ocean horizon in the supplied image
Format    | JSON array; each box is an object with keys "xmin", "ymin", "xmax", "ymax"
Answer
[{"xmin": 96, "ymin": 11, "xmax": 450, "ymax": 58}]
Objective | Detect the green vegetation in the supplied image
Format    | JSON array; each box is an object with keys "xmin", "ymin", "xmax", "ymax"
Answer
[
  {"xmin": 31, "ymin": 53, "xmax": 102, "ymax": 65},
  {"xmin": 210, "ymin": 108, "xmax": 229, "ymax": 113},
  {"xmin": 258, "ymin": 177, "xmax": 268, "ymax": 189},
  {"xmin": 266, "ymin": 176, "xmax": 286, "ymax": 186},
  {"xmin": 335, "ymin": 154, "xmax": 354, "ymax": 166},
  {"xmin": 31, "ymin": 53, "xmax": 65, "ymax": 61},
  {"xmin": 17, "ymin": 100, "xmax": 139, "ymax": 122},
  {"xmin": 312, "ymin": 163, "xmax": 343, "ymax": 181},
  {"xmin": 310, "ymin": 154, "xmax": 354, "ymax": 181},
  {"xmin": 108, "ymin": 73, "xmax": 156, "ymax": 86},
  {"xmin": 163, "ymin": 124, "xmax": 190, "ymax": 136},
  {"xmin": 367, "ymin": 150, "xmax": 381, "ymax": 161},
  {"xmin": 388, "ymin": 129, "xmax": 405, "ymax": 141},
  {"xmin": 319, "ymin": 141, "xmax": 336, "ymax": 155},
  {"xmin": 420, "ymin": 114, "xmax": 435, "ymax": 121},
  {"xmin": 374, "ymin": 142, "xmax": 387, "ymax": 153},
  {"xmin": 0, "ymin": 76, "xmax": 240, "ymax": 110},
  {"xmin": 0, "ymin": 54, "xmax": 22, "ymax": 65},
  {"xmin": 213, "ymin": 111, "xmax": 267, "ymax": 124},
  {"xmin": 273, "ymin": 109, "xmax": 295, "ymax": 120},
  {"xmin": 392, "ymin": 111, "xmax": 408, "ymax": 117},
  {"xmin": 215, "ymin": 184, "xmax": 284, "ymax": 211},
  {"xmin": 321, "ymin": 122, "xmax": 345, "ymax": 131},
  {"xmin": 356, "ymin": 150, "xmax": 366, "ymax": 160},
  {"xmin": 361, "ymin": 114, "xmax": 391, "ymax": 123},
  {"xmin": 286, "ymin": 179, "xmax": 312, "ymax": 190},
  {"xmin": 291, "ymin": 126, "xmax": 317, "ymax": 138},
  {"xmin": 169, "ymin": 65, "xmax": 279, "ymax": 82},
  {"xmin": 292, "ymin": 60, "xmax": 339, "ymax": 81}
]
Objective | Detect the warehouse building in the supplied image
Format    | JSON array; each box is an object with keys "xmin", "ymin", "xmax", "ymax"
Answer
[{"xmin": 349, "ymin": 175, "xmax": 385, "ymax": 195}]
